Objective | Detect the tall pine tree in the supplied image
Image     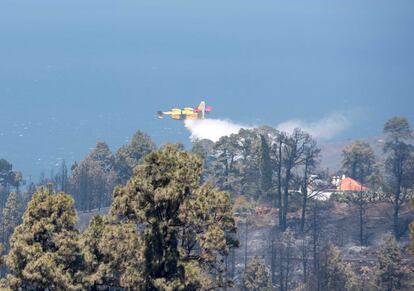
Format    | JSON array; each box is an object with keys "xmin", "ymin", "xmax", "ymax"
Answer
[
  {"xmin": 110, "ymin": 144, "xmax": 237, "ymax": 290},
  {"xmin": 1, "ymin": 192, "xmax": 20, "ymax": 251},
  {"xmin": 242, "ymin": 257, "xmax": 272, "ymax": 291},
  {"xmin": 259, "ymin": 134, "xmax": 272, "ymax": 200},
  {"xmin": 6, "ymin": 187, "xmax": 83, "ymax": 290},
  {"xmin": 376, "ymin": 235, "xmax": 404, "ymax": 290},
  {"xmin": 80, "ymin": 215, "xmax": 144, "ymax": 289}
]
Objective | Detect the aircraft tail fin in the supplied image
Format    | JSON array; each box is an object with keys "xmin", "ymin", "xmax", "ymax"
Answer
[
  {"xmin": 157, "ymin": 111, "xmax": 164, "ymax": 119},
  {"xmin": 197, "ymin": 101, "xmax": 206, "ymax": 119}
]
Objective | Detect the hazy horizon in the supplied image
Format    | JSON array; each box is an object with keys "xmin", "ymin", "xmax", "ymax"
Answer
[{"xmin": 1, "ymin": 0, "xmax": 413, "ymax": 179}]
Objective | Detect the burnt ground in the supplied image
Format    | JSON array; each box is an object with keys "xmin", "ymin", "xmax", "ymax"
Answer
[
  {"xmin": 232, "ymin": 201, "xmax": 414, "ymax": 289},
  {"xmin": 76, "ymin": 202, "xmax": 414, "ymax": 289}
]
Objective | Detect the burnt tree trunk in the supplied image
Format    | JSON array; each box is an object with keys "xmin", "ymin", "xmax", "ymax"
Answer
[{"xmin": 300, "ymin": 160, "xmax": 309, "ymax": 233}]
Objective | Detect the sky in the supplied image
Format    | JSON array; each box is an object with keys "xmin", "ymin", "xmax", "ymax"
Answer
[{"xmin": 0, "ymin": 0, "xmax": 413, "ymax": 180}]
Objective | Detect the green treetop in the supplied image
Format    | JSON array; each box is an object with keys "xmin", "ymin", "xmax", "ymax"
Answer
[
  {"xmin": 258, "ymin": 134, "xmax": 272, "ymax": 199},
  {"xmin": 110, "ymin": 144, "xmax": 238, "ymax": 290},
  {"xmin": 341, "ymin": 140, "xmax": 376, "ymax": 182},
  {"xmin": 320, "ymin": 244, "xmax": 360, "ymax": 291},
  {"xmin": 6, "ymin": 188, "xmax": 83, "ymax": 290},
  {"xmin": 242, "ymin": 257, "xmax": 272, "ymax": 291},
  {"xmin": 376, "ymin": 235, "xmax": 404, "ymax": 291},
  {"xmin": 115, "ymin": 130, "xmax": 156, "ymax": 184},
  {"xmin": 1, "ymin": 192, "xmax": 20, "ymax": 251}
]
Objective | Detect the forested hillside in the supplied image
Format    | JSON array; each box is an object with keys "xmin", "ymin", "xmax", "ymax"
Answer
[{"xmin": 1, "ymin": 116, "xmax": 414, "ymax": 290}]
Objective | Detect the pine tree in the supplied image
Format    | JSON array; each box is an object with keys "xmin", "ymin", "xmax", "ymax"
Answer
[
  {"xmin": 276, "ymin": 228, "xmax": 296, "ymax": 291},
  {"xmin": 80, "ymin": 215, "xmax": 106, "ymax": 289},
  {"xmin": 0, "ymin": 159, "xmax": 19, "ymax": 208},
  {"xmin": 89, "ymin": 141, "xmax": 115, "ymax": 172},
  {"xmin": 279, "ymin": 129, "xmax": 312, "ymax": 230},
  {"xmin": 342, "ymin": 140, "xmax": 376, "ymax": 181},
  {"xmin": 179, "ymin": 183, "xmax": 238, "ymax": 289},
  {"xmin": 299, "ymin": 138, "xmax": 320, "ymax": 233},
  {"xmin": 115, "ymin": 130, "xmax": 156, "ymax": 184},
  {"xmin": 6, "ymin": 188, "xmax": 83, "ymax": 290},
  {"xmin": 100, "ymin": 222, "xmax": 144, "ymax": 289},
  {"xmin": 242, "ymin": 257, "xmax": 272, "ymax": 291},
  {"xmin": 213, "ymin": 135, "xmax": 240, "ymax": 192},
  {"xmin": 319, "ymin": 244, "xmax": 360, "ymax": 291},
  {"xmin": 110, "ymin": 144, "xmax": 237, "ymax": 290},
  {"xmin": 70, "ymin": 141, "xmax": 118, "ymax": 211},
  {"xmin": 55, "ymin": 160, "xmax": 69, "ymax": 193},
  {"xmin": 1, "ymin": 192, "xmax": 20, "ymax": 251},
  {"xmin": 376, "ymin": 235, "xmax": 404, "ymax": 291},
  {"xmin": 111, "ymin": 144, "xmax": 199, "ymax": 290},
  {"xmin": 236, "ymin": 129, "xmax": 260, "ymax": 198},
  {"xmin": 383, "ymin": 117, "xmax": 414, "ymax": 239},
  {"xmin": 191, "ymin": 139, "xmax": 215, "ymax": 160},
  {"xmin": 340, "ymin": 140, "xmax": 377, "ymax": 245},
  {"xmin": 80, "ymin": 215, "xmax": 145, "ymax": 289},
  {"xmin": 259, "ymin": 135, "xmax": 272, "ymax": 200}
]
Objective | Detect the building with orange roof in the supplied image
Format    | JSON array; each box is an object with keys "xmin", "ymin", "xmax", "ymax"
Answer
[{"xmin": 337, "ymin": 177, "xmax": 368, "ymax": 191}]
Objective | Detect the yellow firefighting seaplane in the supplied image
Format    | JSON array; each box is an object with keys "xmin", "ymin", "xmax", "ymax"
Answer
[{"xmin": 157, "ymin": 101, "xmax": 213, "ymax": 120}]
